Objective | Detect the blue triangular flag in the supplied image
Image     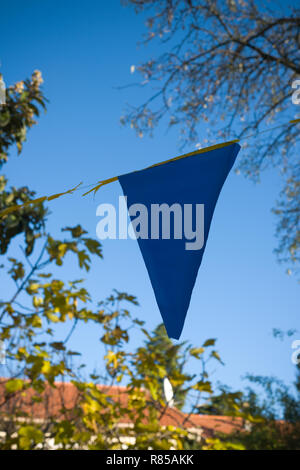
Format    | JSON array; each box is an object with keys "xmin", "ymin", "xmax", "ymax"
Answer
[{"xmin": 118, "ymin": 142, "xmax": 240, "ymax": 339}]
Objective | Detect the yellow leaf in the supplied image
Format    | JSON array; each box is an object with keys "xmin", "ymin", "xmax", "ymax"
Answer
[{"xmin": 5, "ymin": 379, "xmax": 24, "ymax": 393}]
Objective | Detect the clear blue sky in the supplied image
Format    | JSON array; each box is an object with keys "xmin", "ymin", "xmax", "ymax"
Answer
[{"xmin": 1, "ymin": 0, "xmax": 299, "ymax": 395}]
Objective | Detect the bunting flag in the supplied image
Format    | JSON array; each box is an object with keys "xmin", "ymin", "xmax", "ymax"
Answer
[
  {"xmin": 1, "ymin": 119, "xmax": 299, "ymax": 338},
  {"xmin": 118, "ymin": 141, "xmax": 241, "ymax": 339}
]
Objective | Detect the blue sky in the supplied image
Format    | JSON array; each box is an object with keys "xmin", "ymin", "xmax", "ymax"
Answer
[{"xmin": 0, "ymin": 0, "xmax": 299, "ymax": 395}]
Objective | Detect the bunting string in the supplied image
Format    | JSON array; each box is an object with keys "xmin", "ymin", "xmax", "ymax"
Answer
[{"xmin": 0, "ymin": 118, "xmax": 299, "ymax": 218}]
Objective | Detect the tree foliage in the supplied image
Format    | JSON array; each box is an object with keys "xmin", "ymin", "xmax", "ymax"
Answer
[
  {"xmin": 0, "ymin": 71, "xmax": 299, "ymax": 450},
  {"xmin": 0, "ymin": 70, "xmax": 45, "ymax": 165},
  {"xmin": 218, "ymin": 368, "xmax": 300, "ymax": 450},
  {"xmin": 140, "ymin": 323, "xmax": 193, "ymax": 409},
  {"xmin": 121, "ymin": 0, "xmax": 300, "ymax": 271},
  {"xmin": 0, "ymin": 72, "xmax": 225, "ymax": 450}
]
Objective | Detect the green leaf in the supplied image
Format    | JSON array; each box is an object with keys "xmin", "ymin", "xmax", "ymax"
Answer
[
  {"xmin": 83, "ymin": 238, "xmax": 103, "ymax": 258},
  {"xmin": 193, "ymin": 380, "xmax": 213, "ymax": 393},
  {"xmin": 62, "ymin": 225, "xmax": 87, "ymax": 238},
  {"xmin": 141, "ymin": 328, "xmax": 152, "ymax": 340},
  {"xmin": 18, "ymin": 425, "xmax": 43, "ymax": 449},
  {"xmin": 189, "ymin": 347, "xmax": 205, "ymax": 358},
  {"xmin": 5, "ymin": 378, "xmax": 24, "ymax": 393},
  {"xmin": 31, "ymin": 314, "xmax": 42, "ymax": 328},
  {"xmin": 50, "ymin": 341, "xmax": 66, "ymax": 351},
  {"xmin": 77, "ymin": 250, "xmax": 91, "ymax": 271},
  {"xmin": 202, "ymin": 338, "xmax": 216, "ymax": 347},
  {"xmin": 211, "ymin": 350, "xmax": 224, "ymax": 364}
]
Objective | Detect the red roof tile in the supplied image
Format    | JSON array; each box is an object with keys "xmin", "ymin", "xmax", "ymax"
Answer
[{"xmin": 0, "ymin": 379, "xmax": 243, "ymax": 437}]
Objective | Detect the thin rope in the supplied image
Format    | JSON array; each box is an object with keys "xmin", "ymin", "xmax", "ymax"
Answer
[
  {"xmin": 0, "ymin": 118, "xmax": 299, "ymax": 218},
  {"xmin": 81, "ymin": 118, "xmax": 300, "ymax": 197}
]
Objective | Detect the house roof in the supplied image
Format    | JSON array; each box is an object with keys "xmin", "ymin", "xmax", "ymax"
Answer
[{"xmin": 0, "ymin": 379, "xmax": 244, "ymax": 438}]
